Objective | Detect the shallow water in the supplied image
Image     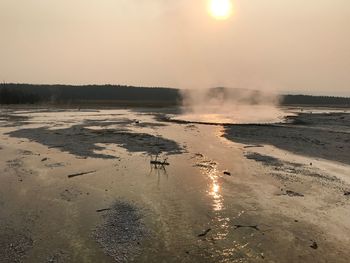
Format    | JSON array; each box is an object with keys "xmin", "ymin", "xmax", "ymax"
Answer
[
  {"xmin": 0, "ymin": 107, "xmax": 350, "ymax": 263},
  {"xmin": 173, "ymin": 105, "xmax": 289, "ymax": 124}
]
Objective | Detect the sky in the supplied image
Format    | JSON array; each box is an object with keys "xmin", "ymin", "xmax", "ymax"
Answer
[{"xmin": 0, "ymin": 0, "xmax": 349, "ymax": 96}]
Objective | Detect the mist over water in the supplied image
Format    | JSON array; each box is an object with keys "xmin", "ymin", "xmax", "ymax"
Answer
[{"xmin": 176, "ymin": 87, "xmax": 286, "ymax": 124}]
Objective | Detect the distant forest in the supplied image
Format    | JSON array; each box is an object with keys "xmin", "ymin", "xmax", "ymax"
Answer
[
  {"xmin": 0, "ymin": 83, "xmax": 349, "ymax": 107},
  {"xmin": 0, "ymin": 83, "xmax": 181, "ymax": 106}
]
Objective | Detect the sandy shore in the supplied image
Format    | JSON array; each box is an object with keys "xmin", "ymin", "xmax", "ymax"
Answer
[{"xmin": 0, "ymin": 106, "xmax": 349, "ymax": 263}]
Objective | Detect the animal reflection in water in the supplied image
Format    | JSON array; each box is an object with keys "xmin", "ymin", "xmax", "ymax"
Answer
[{"xmin": 148, "ymin": 154, "xmax": 169, "ymax": 187}]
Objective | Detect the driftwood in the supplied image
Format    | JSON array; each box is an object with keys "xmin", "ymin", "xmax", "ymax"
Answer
[
  {"xmin": 150, "ymin": 154, "xmax": 169, "ymax": 169},
  {"xmin": 67, "ymin": 170, "xmax": 96, "ymax": 178},
  {"xmin": 150, "ymin": 160, "xmax": 170, "ymax": 166},
  {"xmin": 234, "ymin": 224, "xmax": 260, "ymax": 231},
  {"xmin": 286, "ymin": 190, "xmax": 304, "ymax": 197},
  {"xmin": 96, "ymin": 208, "xmax": 111, "ymax": 213},
  {"xmin": 243, "ymin": 145, "xmax": 264, "ymax": 149},
  {"xmin": 198, "ymin": 228, "xmax": 211, "ymax": 237},
  {"xmin": 276, "ymin": 190, "xmax": 304, "ymax": 197}
]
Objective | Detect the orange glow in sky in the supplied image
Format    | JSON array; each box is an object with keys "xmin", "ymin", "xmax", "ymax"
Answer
[{"xmin": 208, "ymin": 0, "xmax": 233, "ymax": 20}]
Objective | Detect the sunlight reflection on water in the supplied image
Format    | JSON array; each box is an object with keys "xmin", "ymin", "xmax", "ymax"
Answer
[
  {"xmin": 196, "ymin": 158, "xmax": 231, "ymax": 241},
  {"xmin": 207, "ymin": 166, "xmax": 223, "ymax": 212},
  {"xmin": 195, "ymin": 157, "xmax": 262, "ymax": 262},
  {"xmin": 173, "ymin": 105, "xmax": 288, "ymax": 124}
]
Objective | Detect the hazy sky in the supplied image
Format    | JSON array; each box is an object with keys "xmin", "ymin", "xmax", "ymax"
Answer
[{"xmin": 1, "ymin": 0, "xmax": 349, "ymax": 95}]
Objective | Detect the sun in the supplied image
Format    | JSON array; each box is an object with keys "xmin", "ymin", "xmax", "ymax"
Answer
[{"xmin": 208, "ymin": 0, "xmax": 233, "ymax": 20}]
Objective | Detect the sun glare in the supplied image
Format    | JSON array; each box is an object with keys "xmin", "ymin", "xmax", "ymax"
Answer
[{"xmin": 209, "ymin": 0, "xmax": 233, "ymax": 20}]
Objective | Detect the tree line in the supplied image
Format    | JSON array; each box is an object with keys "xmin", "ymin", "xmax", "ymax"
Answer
[
  {"xmin": 0, "ymin": 83, "xmax": 181, "ymax": 106},
  {"xmin": 0, "ymin": 83, "xmax": 349, "ymax": 107}
]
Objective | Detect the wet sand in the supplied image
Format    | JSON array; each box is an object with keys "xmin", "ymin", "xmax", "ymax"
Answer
[{"xmin": 0, "ymin": 106, "xmax": 349, "ymax": 263}]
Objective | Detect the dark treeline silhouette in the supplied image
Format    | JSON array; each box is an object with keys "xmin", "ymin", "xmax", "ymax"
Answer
[
  {"xmin": 0, "ymin": 83, "xmax": 349, "ymax": 107},
  {"xmin": 281, "ymin": 94, "xmax": 350, "ymax": 106},
  {"xmin": 0, "ymin": 83, "xmax": 181, "ymax": 106}
]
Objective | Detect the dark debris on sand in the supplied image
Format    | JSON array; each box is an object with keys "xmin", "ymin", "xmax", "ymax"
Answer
[
  {"xmin": 7, "ymin": 119, "xmax": 184, "ymax": 159},
  {"xmin": 223, "ymin": 112, "xmax": 350, "ymax": 165},
  {"xmin": 245, "ymin": 152, "xmax": 344, "ymax": 187},
  {"xmin": 245, "ymin": 152, "xmax": 284, "ymax": 167},
  {"xmin": 310, "ymin": 241, "xmax": 318, "ymax": 250},
  {"xmin": 93, "ymin": 201, "xmax": 147, "ymax": 262},
  {"xmin": 198, "ymin": 228, "xmax": 211, "ymax": 237},
  {"xmin": 0, "ymin": 228, "xmax": 34, "ymax": 263},
  {"xmin": 46, "ymin": 250, "xmax": 70, "ymax": 263},
  {"xmin": 279, "ymin": 190, "xmax": 304, "ymax": 197}
]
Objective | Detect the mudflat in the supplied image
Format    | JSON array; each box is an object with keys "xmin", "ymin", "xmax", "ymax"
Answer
[{"xmin": 0, "ymin": 106, "xmax": 349, "ymax": 263}]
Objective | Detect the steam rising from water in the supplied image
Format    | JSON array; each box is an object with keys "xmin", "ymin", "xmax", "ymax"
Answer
[{"xmin": 176, "ymin": 88, "xmax": 285, "ymax": 124}]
